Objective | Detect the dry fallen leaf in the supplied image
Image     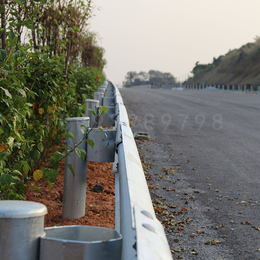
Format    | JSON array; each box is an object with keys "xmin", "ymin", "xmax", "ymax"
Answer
[
  {"xmin": 204, "ymin": 240, "xmax": 221, "ymax": 245},
  {"xmin": 177, "ymin": 226, "xmax": 184, "ymax": 231}
]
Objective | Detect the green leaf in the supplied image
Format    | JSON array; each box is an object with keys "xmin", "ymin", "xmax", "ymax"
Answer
[
  {"xmin": 75, "ymin": 148, "xmax": 86, "ymax": 161},
  {"xmin": 16, "ymin": 88, "xmax": 26, "ymax": 97},
  {"xmin": 13, "ymin": 0, "xmax": 23, "ymax": 6},
  {"xmin": 11, "ymin": 176, "xmax": 23, "ymax": 184},
  {"xmin": 99, "ymin": 128, "xmax": 108, "ymax": 138},
  {"xmin": 81, "ymin": 124, "xmax": 89, "ymax": 132},
  {"xmin": 100, "ymin": 106, "xmax": 108, "ymax": 115},
  {"xmin": 0, "ymin": 49, "xmax": 7, "ymax": 61},
  {"xmin": 87, "ymin": 108, "xmax": 96, "ymax": 116},
  {"xmin": 66, "ymin": 163, "xmax": 75, "ymax": 177},
  {"xmin": 17, "ymin": 44, "xmax": 27, "ymax": 55},
  {"xmin": 64, "ymin": 132, "xmax": 74, "ymax": 140},
  {"xmin": 37, "ymin": 143, "xmax": 44, "ymax": 152},
  {"xmin": 1, "ymin": 87, "xmax": 12, "ymax": 99},
  {"xmin": 29, "ymin": 185, "xmax": 42, "ymax": 193},
  {"xmin": 9, "ymin": 30, "xmax": 15, "ymax": 40},
  {"xmin": 45, "ymin": 169, "xmax": 58, "ymax": 183},
  {"xmin": 86, "ymin": 139, "xmax": 94, "ymax": 149},
  {"xmin": 68, "ymin": 27, "xmax": 75, "ymax": 33},
  {"xmin": 12, "ymin": 170, "xmax": 23, "ymax": 177},
  {"xmin": 0, "ymin": 152, "xmax": 9, "ymax": 160},
  {"xmin": 21, "ymin": 160, "xmax": 31, "ymax": 174},
  {"xmin": 0, "ymin": 174, "xmax": 12, "ymax": 186},
  {"xmin": 46, "ymin": 180, "xmax": 52, "ymax": 192},
  {"xmin": 12, "ymin": 36, "xmax": 18, "ymax": 45},
  {"xmin": 54, "ymin": 152, "xmax": 64, "ymax": 163},
  {"xmin": 33, "ymin": 150, "xmax": 41, "ymax": 160}
]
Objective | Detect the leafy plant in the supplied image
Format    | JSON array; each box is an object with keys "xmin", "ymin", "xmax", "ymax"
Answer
[{"xmin": 0, "ymin": 0, "xmax": 107, "ymax": 200}]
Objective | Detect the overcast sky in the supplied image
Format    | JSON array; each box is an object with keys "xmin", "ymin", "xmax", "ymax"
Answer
[{"xmin": 90, "ymin": 0, "xmax": 260, "ymax": 86}]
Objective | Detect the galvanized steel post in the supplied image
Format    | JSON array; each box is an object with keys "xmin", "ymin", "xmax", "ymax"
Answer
[
  {"xmin": 62, "ymin": 117, "xmax": 90, "ymax": 220},
  {"xmin": 251, "ymin": 85, "xmax": 253, "ymax": 94},
  {"xmin": 84, "ymin": 99, "xmax": 99, "ymax": 127},
  {"xmin": 244, "ymin": 85, "xmax": 246, "ymax": 94},
  {"xmin": 0, "ymin": 201, "xmax": 47, "ymax": 260},
  {"xmin": 94, "ymin": 92, "xmax": 104, "ymax": 106},
  {"xmin": 97, "ymin": 88, "xmax": 105, "ymax": 93}
]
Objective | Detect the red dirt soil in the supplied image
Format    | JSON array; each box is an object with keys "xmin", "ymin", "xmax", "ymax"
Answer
[{"xmin": 25, "ymin": 160, "xmax": 115, "ymax": 229}]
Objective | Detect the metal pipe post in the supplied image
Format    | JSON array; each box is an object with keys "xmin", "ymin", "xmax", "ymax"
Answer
[
  {"xmin": 251, "ymin": 85, "xmax": 253, "ymax": 94},
  {"xmin": 97, "ymin": 88, "xmax": 105, "ymax": 93},
  {"xmin": 94, "ymin": 92, "xmax": 104, "ymax": 106},
  {"xmin": 0, "ymin": 201, "xmax": 47, "ymax": 260},
  {"xmin": 62, "ymin": 117, "xmax": 90, "ymax": 220},
  {"xmin": 244, "ymin": 85, "xmax": 246, "ymax": 94},
  {"xmin": 84, "ymin": 99, "xmax": 99, "ymax": 127}
]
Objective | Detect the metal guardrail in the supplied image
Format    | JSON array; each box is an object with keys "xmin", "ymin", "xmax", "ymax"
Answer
[
  {"xmin": 0, "ymin": 81, "xmax": 173, "ymax": 260},
  {"xmin": 113, "ymin": 83, "xmax": 173, "ymax": 259},
  {"xmin": 183, "ymin": 84, "xmax": 260, "ymax": 94}
]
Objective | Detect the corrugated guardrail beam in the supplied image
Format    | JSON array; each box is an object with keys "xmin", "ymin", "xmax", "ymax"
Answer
[{"xmin": 111, "ymin": 82, "xmax": 173, "ymax": 260}]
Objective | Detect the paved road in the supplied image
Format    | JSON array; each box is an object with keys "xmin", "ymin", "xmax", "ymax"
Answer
[{"xmin": 120, "ymin": 88, "xmax": 260, "ymax": 260}]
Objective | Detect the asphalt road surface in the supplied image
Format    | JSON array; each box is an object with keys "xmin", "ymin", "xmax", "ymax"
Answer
[{"xmin": 120, "ymin": 88, "xmax": 260, "ymax": 260}]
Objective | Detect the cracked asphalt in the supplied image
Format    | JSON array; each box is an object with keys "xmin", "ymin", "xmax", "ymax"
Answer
[{"xmin": 120, "ymin": 88, "xmax": 260, "ymax": 260}]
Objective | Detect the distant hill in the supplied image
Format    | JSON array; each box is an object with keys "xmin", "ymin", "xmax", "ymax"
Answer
[{"xmin": 187, "ymin": 37, "xmax": 260, "ymax": 85}]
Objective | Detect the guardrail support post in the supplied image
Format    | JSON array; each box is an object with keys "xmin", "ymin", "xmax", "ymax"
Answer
[
  {"xmin": 84, "ymin": 99, "xmax": 99, "ymax": 127},
  {"xmin": 0, "ymin": 201, "xmax": 47, "ymax": 260},
  {"xmin": 251, "ymin": 85, "xmax": 253, "ymax": 94},
  {"xmin": 238, "ymin": 85, "xmax": 240, "ymax": 93},
  {"xmin": 62, "ymin": 117, "xmax": 90, "ymax": 220},
  {"xmin": 94, "ymin": 92, "xmax": 104, "ymax": 106},
  {"xmin": 244, "ymin": 85, "xmax": 246, "ymax": 94}
]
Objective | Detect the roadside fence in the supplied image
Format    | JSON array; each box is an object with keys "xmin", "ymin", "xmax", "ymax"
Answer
[{"xmin": 182, "ymin": 84, "xmax": 260, "ymax": 94}]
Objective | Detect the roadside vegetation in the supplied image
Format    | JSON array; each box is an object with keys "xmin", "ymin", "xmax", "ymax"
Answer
[
  {"xmin": 124, "ymin": 70, "xmax": 176, "ymax": 88},
  {"xmin": 187, "ymin": 36, "xmax": 260, "ymax": 86},
  {"xmin": 0, "ymin": 0, "xmax": 106, "ymax": 200}
]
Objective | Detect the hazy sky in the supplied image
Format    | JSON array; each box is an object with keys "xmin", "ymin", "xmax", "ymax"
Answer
[{"xmin": 90, "ymin": 0, "xmax": 260, "ymax": 86}]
